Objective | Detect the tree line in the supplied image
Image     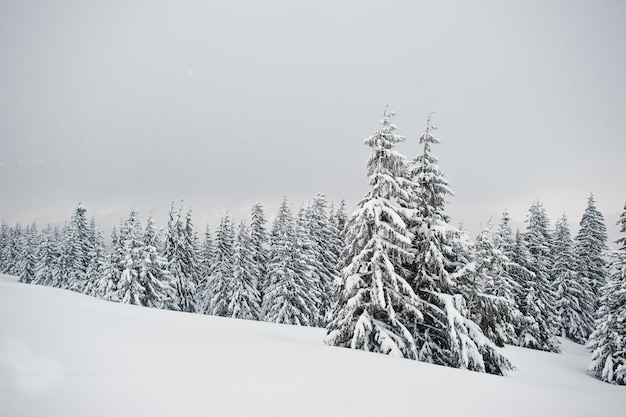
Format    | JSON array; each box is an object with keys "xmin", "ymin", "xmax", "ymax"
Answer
[
  {"xmin": 1, "ymin": 106, "xmax": 624, "ymax": 384},
  {"xmin": 0, "ymin": 195, "xmax": 344, "ymax": 327}
]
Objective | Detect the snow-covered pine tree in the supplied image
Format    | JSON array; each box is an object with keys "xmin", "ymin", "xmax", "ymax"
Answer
[
  {"xmin": 141, "ymin": 215, "xmax": 177, "ymax": 309},
  {"xmin": 229, "ymin": 220, "xmax": 262, "ymax": 320},
  {"xmin": 325, "ymin": 106, "xmax": 422, "ymax": 358},
  {"xmin": 250, "ymin": 203, "xmax": 269, "ymax": 299},
  {"xmin": 58, "ymin": 204, "xmax": 93, "ymax": 292},
  {"xmin": 84, "ymin": 219, "xmax": 108, "ymax": 297},
  {"xmin": 264, "ymin": 197, "xmax": 319, "ymax": 326},
  {"xmin": 509, "ymin": 230, "xmax": 542, "ymax": 346},
  {"xmin": 183, "ymin": 208, "xmax": 202, "ymax": 306},
  {"xmin": 551, "ymin": 214, "xmax": 593, "ymax": 343},
  {"xmin": 328, "ymin": 199, "xmax": 347, "ymax": 273},
  {"xmin": 295, "ymin": 205, "xmax": 324, "ymax": 318},
  {"xmin": 332, "ymin": 199, "xmax": 348, "ymax": 238},
  {"xmin": 304, "ymin": 193, "xmax": 340, "ymax": 325},
  {"xmin": 196, "ymin": 223, "xmax": 215, "ymax": 311},
  {"xmin": 587, "ymin": 202, "xmax": 626, "ymax": 385},
  {"xmin": 575, "ymin": 194, "xmax": 608, "ymax": 315},
  {"xmin": 33, "ymin": 224, "xmax": 61, "ymax": 287},
  {"xmin": 116, "ymin": 210, "xmax": 148, "ymax": 305},
  {"xmin": 493, "ymin": 210, "xmax": 531, "ymax": 344},
  {"xmin": 115, "ymin": 211, "xmax": 174, "ymax": 308},
  {"xmin": 204, "ymin": 213, "xmax": 235, "ymax": 316},
  {"xmin": 17, "ymin": 222, "xmax": 38, "ymax": 284},
  {"xmin": 0, "ymin": 222, "xmax": 9, "ymax": 272},
  {"xmin": 326, "ymin": 203, "xmax": 344, "ymax": 318},
  {"xmin": 469, "ymin": 223, "xmax": 523, "ymax": 347},
  {"xmin": 408, "ymin": 113, "xmax": 512, "ymax": 374},
  {"xmin": 95, "ymin": 227, "xmax": 123, "ymax": 302},
  {"xmin": 0, "ymin": 222, "xmax": 23, "ymax": 275},
  {"xmin": 162, "ymin": 202, "xmax": 199, "ymax": 312},
  {"xmin": 521, "ymin": 201, "xmax": 560, "ymax": 352}
]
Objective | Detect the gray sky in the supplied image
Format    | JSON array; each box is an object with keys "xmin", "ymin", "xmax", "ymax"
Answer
[{"xmin": 1, "ymin": 0, "xmax": 625, "ymax": 241}]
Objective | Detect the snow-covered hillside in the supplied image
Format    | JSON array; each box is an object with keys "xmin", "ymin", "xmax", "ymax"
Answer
[{"xmin": 0, "ymin": 274, "xmax": 624, "ymax": 417}]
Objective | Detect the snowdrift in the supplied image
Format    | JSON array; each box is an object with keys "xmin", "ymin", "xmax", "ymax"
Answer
[{"xmin": 0, "ymin": 274, "xmax": 624, "ymax": 417}]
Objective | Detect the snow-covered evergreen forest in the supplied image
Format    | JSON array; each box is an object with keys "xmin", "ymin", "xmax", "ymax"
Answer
[{"xmin": 1, "ymin": 109, "xmax": 625, "ymax": 385}]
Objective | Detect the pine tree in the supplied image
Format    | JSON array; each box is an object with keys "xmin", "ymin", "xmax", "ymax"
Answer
[
  {"xmin": 163, "ymin": 202, "xmax": 199, "ymax": 312},
  {"xmin": 141, "ymin": 215, "xmax": 177, "ymax": 309},
  {"xmin": 333, "ymin": 199, "xmax": 348, "ymax": 238},
  {"xmin": 304, "ymin": 193, "xmax": 340, "ymax": 325},
  {"xmin": 493, "ymin": 210, "xmax": 531, "ymax": 344},
  {"xmin": 1, "ymin": 223, "xmax": 23, "ymax": 275},
  {"xmin": 326, "ymin": 203, "xmax": 344, "ymax": 317},
  {"xmin": 264, "ymin": 197, "xmax": 319, "ymax": 326},
  {"xmin": 470, "ymin": 223, "xmax": 523, "ymax": 347},
  {"xmin": 17, "ymin": 222, "xmax": 38, "ymax": 284},
  {"xmin": 587, "ymin": 202, "xmax": 626, "ymax": 385},
  {"xmin": 58, "ymin": 204, "xmax": 93, "ymax": 292},
  {"xmin": 551, "ymin": 214, "xmax": 593, "ymax": 343},
  {"xmin": 0, "ymin": 222, "xmax": 9, "ymax": 272},
  {"xmin": 229, "ymin": 220, "xmax": 262, "ymax": 320},
  {"xmin": 96, "ymin": 227, "xmax": 124, "ymax": 302},
  {"xmin": 521, "ymin": 201, "xmax": 560, "ymax": 352},
  {"xmin": 196, "ymin": 223, "xmax": 215, "ymax": 311},
  {"xmin": 33, "ymin": 224, "xmax": 61, "ymax": 287},
  {"xmin": 325, "ymin": 106, "xmax": 421, "ymax": 357},
  {"xmin": 84, "ymin": 220, "xmax": 107, "ymax": 297},
  {"xmin": 408, "ymin": 113, "xmax": 511, "ymax": 374},
  {"xmin": 115, "ymin": 211, "xmax": 175, "ymax": 308},
  {"xmin": 204, "ymin": 213, "xmax": 235, "ymax": 316},
  {"xmin": 509, "ymin": 231, "xmax": 540, "ymax": 344},
  {"xmin": 575, "ymin": 194, "xmax": 608, "ymax": 314},
  {"xmin": 183, "ymin": 208, "xmax": 202, "ymax": 308},
  {"xmin": 117, "ymin": 210, "xmax": 148, "ymax": 305},
  {"xmin": 295, "ymin": 205, "xmax": 324, "ymax": 325},
  {"xmin": 250, "ymin": 203, "xmax": 269, "ymax": 299},
  {"xmin": 329, "ymin": 200, "xmax": 347, "ymax": 267}
]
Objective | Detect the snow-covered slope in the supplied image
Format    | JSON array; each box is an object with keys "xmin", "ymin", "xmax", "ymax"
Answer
[{"xmin": 0, "ymin": 274, "xmax": 624, "ymax": 417}]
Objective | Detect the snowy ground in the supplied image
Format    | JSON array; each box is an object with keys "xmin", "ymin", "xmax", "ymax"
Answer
[{"xmin": 0, "ymin": 274, "xmax": 624, "ymax": 417}]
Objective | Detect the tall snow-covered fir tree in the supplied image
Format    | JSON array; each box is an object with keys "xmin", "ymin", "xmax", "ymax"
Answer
[
  {"xmin": 57, "ymin": 204, "xmax": 93, "ymax": 293},
  {"xmin": 116, "ymin": 210, "xmax": 147, "ymax": 305},
  {"xmin": 196, "ymin": 223, "xmax": 215, "ymax": 310},
  {"xmin": 469, "ymin": 223, "xmax": 523, "ymax": 347},
  {"xmin": 84, "ymin": 219, "xmax": 108, "ymax": 297},
  {"xmin": 162, "ymin": 202, "xmax": 200, "ymax": 312},
  {"xmin": 142, "ymin": 215, "xmax": 177, "ymax": 309},
  {"xmin": 264, "ymin": 197, "xmax": 319, "ymax": 326},
  {"xmin": 204, "ymin": 213, "xmax": 235, "ymax": 316},
  {"xmin": 551, "ymin": 214, "xmax": 593, "ymax": 343},
  {"xmin": 575, "ymin": 194, "xmax": 608, "ymax": 314},
  {"xmin": 521, "ymin": 201, "xmax": 560, "ymax": 352},
  {"xmin": 329, "ymin": 199, "xmax": 347, "ymax": 274},
  {"xmin": 116, "ymin": 212, "xmax": 175, "ymax": 308},
  {"xmin": 325, "ymin": 106, "xmax": 423, "ymax": 358},
  {"xmin": 0, "ymin": 222, "xmax": 9, "ymax": 272},
  {"xmin": 33, "ymin": 224, "xmax": 61, "ymax": 287},
  {"xmin": 0, "ymin": 222, "xmax": 22, "ymax": 275},
  {"xmin": 332, "ymin": 199, "xmax": 348, "ymax": 238},
  {"xmin": 408, "ymin": 113, "xmax": 511, "ymax": 374},
  {"xmin": 587, "ymin": 202, "xmax": 626, "ymax": 385},
  {"xmin": 16, "ymin": 222, "xmax": 38, "ymax": 284},
  {"xmin": 250, "ymin": 203, "xmax": 269, "ymax": 299},
  {"xmin": 96, "ymin": 227, "xmax": 123, "ymax": 302},
  {"xmin": 304, "ymin": 193, "xmax": 340, "ymax": 325},
  {"xmin": 493, "ymin": 210, "xmax": 532, "ymax": 344},
  {"xmin": 229, "ymin": 220, "xmax": 262, "ymax": 320}
]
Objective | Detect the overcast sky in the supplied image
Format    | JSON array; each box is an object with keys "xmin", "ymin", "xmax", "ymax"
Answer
[{"xmin": 1, "ymin": 0, "xmax": 625, "ymax": 240}]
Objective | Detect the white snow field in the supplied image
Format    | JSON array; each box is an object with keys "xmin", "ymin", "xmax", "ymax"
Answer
[{"xmin": 0, "ymin": 274, "xmax": 624, "ymax": 417}]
